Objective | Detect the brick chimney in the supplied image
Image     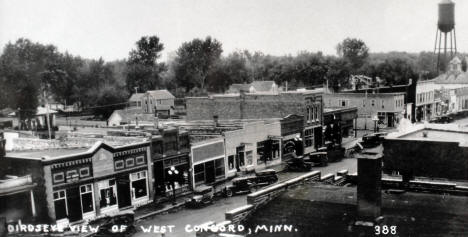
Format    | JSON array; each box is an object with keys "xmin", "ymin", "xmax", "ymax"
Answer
[{"xmin": 356, "ymin": 151, "xmax": 382, "ymax": 220}]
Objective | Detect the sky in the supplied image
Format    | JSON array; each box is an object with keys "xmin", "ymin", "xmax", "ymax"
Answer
[{"xmin": 1, "ymin": 0, "xmax": 468, "ymax": 62}]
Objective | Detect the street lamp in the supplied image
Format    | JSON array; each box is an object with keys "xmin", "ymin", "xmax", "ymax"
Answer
[
  {"xmin": 167, "ymin": 166, "xmax": 179, "ymax": 205},
  {"xmin": 372, "ymin": 115, "xmax": 379, "ymax": 133}
]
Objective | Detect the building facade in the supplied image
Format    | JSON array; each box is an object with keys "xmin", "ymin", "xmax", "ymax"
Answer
[
  {"xmin": 142, "ymin": 90, "xmax": 175, "ymax": 116},
  {"xmin": 1, "ymin": 141, "xmax": 153, "ymax": 225},
  {"xmin": 323, "ymin": 92, "xmax": 405, "ymax": 130},
  {"xmin": 190, "ymin": 138, "xmax": 226, "ymax": 189}
]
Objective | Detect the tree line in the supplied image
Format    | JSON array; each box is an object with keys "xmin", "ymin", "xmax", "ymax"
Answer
[{"xmin": 0, "ymin": 36, "xmax": 447, "ymax": 120}]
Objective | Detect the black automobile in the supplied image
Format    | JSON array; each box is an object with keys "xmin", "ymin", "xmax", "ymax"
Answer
[
  {"xmin": 91, "ymin": 210, "xmax": 136, "ymax": 237},
  {"xmin": 254, "ymin": 169, "xmax": 279, "ymax": 185},
  {"xmin": 185, "ymin": 185, "xmax": 214, "ymax": 208},
  {"xmin": 360, "ymin": 132, "xmax": 387, "ymax": 148},
  {"xmin": 286, "ymin": 156, "xmax": 312, "ymax": 171},
  {"xmin": 305, "ymin": 151, "xmax": 328, "ymax": 167},
  {"xmin": 430, "ymin": 115, "xmax": 454, "ymax": 124},
  {"xmin": 223, "ymin": 177, "xmax": 257, "ymax": 197}
]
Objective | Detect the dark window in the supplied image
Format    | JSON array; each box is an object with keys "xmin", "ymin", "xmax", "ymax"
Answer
[
  {"xmin": 132, "ymin": 179, "xmax": 147, "ymax": 199},
  {"xmin": 99, "ymin": 181, "xmax": 117, "ymax": 208},
  {"xmin": 194, "ymin": 164, "xmax": 205, "ymax": 183},
  {"xmin": 135, "ymin": 156, "xmax": 145, "ymax": 165},
  {"xmin": 228, "ymin": 155, "xmax": 235, "ymax": 170},
  {"xmin": 53, "ymin": 190, "xmax": 67, "ymax": 220},
  {"xmin": 79, "ymin": 167, "xmax": 90, "ymax": 178},
  {"xmin": 215, "ymin": 158, "xmax": 225, "ymax": 177},
  {"xmin": 304, "ymin": 129, "xmax": 314, "ymax": 148},
  {"xmin": 53, "ymin": 172, "xmax": 65, "ymax": 184},
  {"xmin": 80, "ymin": 184, "xmax": 94, "ymax": 213},
  {"xmin": 126, "ymin": 158, "xmax": 135, "ymax": 167},
  {"xmin": 114, "ymin": 160, "xmax": 124, "ymax": 170},
  {"xmin": 256, "ymin": 141, "xmax": 265, "ymax": 164}
]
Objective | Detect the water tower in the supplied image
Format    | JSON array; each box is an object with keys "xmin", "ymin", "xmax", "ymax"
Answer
[{"xmin": 434, "ymin": 0, "xmax": 457, "ymax": 72}]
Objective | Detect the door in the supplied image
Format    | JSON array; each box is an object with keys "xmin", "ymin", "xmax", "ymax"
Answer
[
  {"xmin": 205, "ymin": 161, "xmax": 215, "ymax": 184},
  {"xmin": 388, "ymin": 114, "xmax": 394, "ymax": 127},
  {"xmin": 154, "ymin": 161, "xmax": 165, "ymax": 196},
  {"xmin": 117, "ymin": 175, "xmax": 132, "ymax": 208},
  {"xmin": 66, "ymin": 187, "xmax": 82, "ymax": 222}
]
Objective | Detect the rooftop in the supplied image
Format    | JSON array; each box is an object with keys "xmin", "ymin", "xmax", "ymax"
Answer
[
  {"xmin": 387, "ymin": 122, "xmax": 468, "ymax": 146},
  {"xmin": 245, "ymin": 184, "xmax": 468, "ymax": 236},
  {"xmin": 6, "ymin": 148, "xmax": 89, "ymax": 160},
  {"xmin": 146, "ymin": 89, "xmax": 175, "ymax": 100}
]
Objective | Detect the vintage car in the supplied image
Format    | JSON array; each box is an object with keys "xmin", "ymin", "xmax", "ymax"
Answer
[
  {"xmin": 286, "ymin": 157, "xmax": 312, "ymax": 171},
  {"xmin": 91, "ymin": 210, "xmax": 136, "ymax": 237},
  {"xmin": 304, "ymin": 151, "xmax": 328, "ymax": 167},
  {"xmin": 185, "ymin": 185, "xmax": 214, "ymax": 208},
  {"xmin": 429, "ymin": 115, "xmax": 454, "ymax": 124},
  {"xmin": 223, "ymin": 177, "xmax": 257, "ymax": 197},
  {"xmin": 360, "ymin": 132, "xmax": 388, "ymax": 148},
  {"xmin": 254, "ymin": 169, "xmax": 279, "ymax": 185}
]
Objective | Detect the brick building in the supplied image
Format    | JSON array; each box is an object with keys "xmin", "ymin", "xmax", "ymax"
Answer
[{"xmin": 1, "ymin": 140, "xmax": 152, "ymax": 225}]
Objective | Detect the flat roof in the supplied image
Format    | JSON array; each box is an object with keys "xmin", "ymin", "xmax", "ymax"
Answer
[
  {"xmin": 399, "ymin": 129, "xmax": 468, "ymax": 144},
  {"xmin": 6, "ymin": 148, "xmax": 90, "ymax": 160}
]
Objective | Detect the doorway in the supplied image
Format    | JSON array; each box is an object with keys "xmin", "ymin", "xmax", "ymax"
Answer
[
  {"xmin": 66, "ymin": 187, "xmax": 82, "ymax": 222},
  {"xmin": 205, "ymin": 161, "xmax": 215, "ymax": 184},
  {"xmin": 116, "ymin": 175, "xmax": 131, "ymax": 208}
]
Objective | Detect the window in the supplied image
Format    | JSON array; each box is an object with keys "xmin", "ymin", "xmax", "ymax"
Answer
[
  {"xmin": 215, "ymin": 158, "xmax": 225, "ymax": 177},
  {"xmin": 135, "ymin": 156, "xmax": 145, "ymax": 165},
  {"xmin": 66, "ymin": 170, "xmax": 79, "ymax": 182},
  {"xmin": 304, "ymin": 129, "xmax": 314, "ymax": 148},
  {"xmin": 307, "ymin": 108, "xmax": 312, "ymax": 121},
  {"xmin": 256, "ymin": 141, "xmax": 265, "ymax": 164},
  {"xmin": 194, "ymin": 164, "xmax": 205, "ymax": 183},
  {"xmin": 53, "ymin": 190, "xmax": 67, "ymax": 220},
  {"xmin": 99, "ymin": 180, "xmax": 117, "ymax": 208},
  {"xmin": 114, "ymin": 160, "xmax": 124, "ymax": 170},
  {"xmin": 126, "ymin": 158, "xmax": 135, "ymax": 167},
  {"xmin": 371, "ymin": 100, "xmax": 375, "ymax": 107},
  {"xmin": 339, "ymin": 100, "xmax": 348, "ymax": 107},
  {"xmin": 272, "ymin": 140, "xmax": 280, "ymax": 159},
  {"xmin": 246, "ymin": 151, "xmax": 253, "ymax": 165},
  {"xmin": 80, "ymin": 184, "xmax": 94, "ymax": 213},
  {"xmin": 228, "ymin": 155, "xmax": 235, "ymax": 170},
  {"xmin": 79, "ymin": 167, "xmax": 90, "ymax": 178},
  {"xmin": 314, "ymin": 106, "xmax": 319, "ymax": 121},
  {"xmin": 53, "ymin": 172, "xmax": 65, "ymax": 184},
  {"xmin": 131, "ymin": 171, "xmax": 147, "ymax": 199}
]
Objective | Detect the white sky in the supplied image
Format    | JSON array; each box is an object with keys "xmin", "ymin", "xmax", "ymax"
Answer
[{"xmin": 1, "ymin": 0, "xmax": 467, "ymax": 61}]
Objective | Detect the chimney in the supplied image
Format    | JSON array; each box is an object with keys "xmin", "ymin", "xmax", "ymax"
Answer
[{"xmin": 356, "ymin": 151, "xmax": 382, "ymax": 221}]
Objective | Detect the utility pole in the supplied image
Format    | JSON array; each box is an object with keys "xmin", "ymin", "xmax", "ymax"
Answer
[{"xmin": 43, "ymin": 90, "xmax": 52, "ymax": 140}]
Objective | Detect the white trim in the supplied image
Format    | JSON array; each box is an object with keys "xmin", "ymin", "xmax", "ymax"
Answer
[
  {"xmin": 191, "ymin": 139, "xmax": 224, "ymax": 149},
  {"xmin": 192, "ymin": 155, "xmax": 225, "ymax": 166}
]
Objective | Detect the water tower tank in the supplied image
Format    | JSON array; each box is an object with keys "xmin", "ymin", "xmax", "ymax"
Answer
[{"xmin": 438, "ymin": 0, "xmax": 455, "ymax": 33}]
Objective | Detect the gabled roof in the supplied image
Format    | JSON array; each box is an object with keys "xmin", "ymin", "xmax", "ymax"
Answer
[
  {"xmin": 146, "ymin": 90, "xmax": 175, "ymax": 100},
  {"xmin": 128, "ymin": 93, "xmax": 145, "ymax": 102}
]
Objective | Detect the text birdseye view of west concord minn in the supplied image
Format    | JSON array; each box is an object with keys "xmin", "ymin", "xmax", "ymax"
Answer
[{"xmin": 2, "ymin": 0, "xmax": 468, "ymax": 236}]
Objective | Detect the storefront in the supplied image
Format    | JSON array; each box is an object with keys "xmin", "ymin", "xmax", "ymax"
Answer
[{"xmin": 190, "ymin": 139, "xmax": 226, "ymax": 188}]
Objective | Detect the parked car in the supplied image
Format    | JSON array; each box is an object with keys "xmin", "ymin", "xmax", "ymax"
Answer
[
  {"xmin": 185, "ymin": 185, "xmax": 214, "ymax": 208},
  {"xmin": 429, "ymin": 115, "xmax": 454, "ymax": 124},
  {"xmin": 360, "ymin": 132, "xmax": 388, "ymax": 148},
  {"xmin": 305, "ymin": 151, "xmax": 328, "ymax": 167},
  {"xmin": 91, "ymin": 210, "xmax": 136, "ymax": 237},
  {"xmin": 223, "ymin": 177, "xmax": 257, "ymax": 197},
  {"xmin": 254, "ymin": 169, "xmax": 279, "ymax": 185},
  {"xmin": 286, "ymin": 157, "xmax": 312, "ymax": 171}
]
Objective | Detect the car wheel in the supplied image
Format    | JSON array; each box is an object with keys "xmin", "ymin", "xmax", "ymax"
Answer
[{"xmin": 225, "ymin": 189, "xmax": 233, "ymax": 197}]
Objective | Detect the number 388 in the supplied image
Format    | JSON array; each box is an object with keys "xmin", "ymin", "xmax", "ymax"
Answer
[{"xmin": 375, "ymin": 225, "xmax": 397, "ymax": 235}]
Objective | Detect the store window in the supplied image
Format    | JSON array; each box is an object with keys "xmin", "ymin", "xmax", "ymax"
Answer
[
  {"xmin": 99, "ymin": 179, "xmax": 117, "ymax": 208},
  {"xmin": 246, "ymin": 151, "xmax": 253, "ymax": 166},
  {"xmin": 80, "ymin": 184, "xmax": 94, "ymax": 214},
  {"xmin": 215, "ymin": 158, "xmax": 225, "ymax": 178},
  {"xmin": 131, "ymin": 171, "xmax": 148, "ymax": 199},
  {"xmin": 228, "ymin": 155, "xmax": 235, "ymax": 170},
  {"xmin": 304, "ymin": 129, "xmax": 314, "ymax": 148},
  {"xmin": 53, "ymin": 190, "xmax": 67, "ymax": 220},
  {"xmin": 194, "ymin": 164, "xmax": 205, "ymax": 184},
  {"xmin": 53, "ymin": 172, "xmax": 65, "ymax": 184},
  {"xmin": 256, "ymin": 141, "xmax": 265, "ymax": 164},
  {"xmin": 237, "ymin": 146, "xmax": 245, "ymax": 167},
  {"xmin": 272, "ymin": 140, "xmax": 280, "ymax": 159}
]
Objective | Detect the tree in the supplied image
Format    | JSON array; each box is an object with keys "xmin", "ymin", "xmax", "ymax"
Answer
[
  {"xmin": 326, "ymin": 57, "xmax": 352, "ymax": 92},
  {"xmin": 336, "ymin": 38, "xmax": 369, "ymax": 72},
  {"xmin": 173, "ymin": 36, "xmax": 223, "ymax": 92},
  {"xmin": 462, "ymin": 57, "xmax": 467, "ymax": 72},
  {"xmin": 126, "ymin": 36, "xmax": 166, "ymax": 93},
  {"xmin": 374, "ymin": 58, "xmax": 417, "ymax": 86},
  {"xmin": 0, "ymin": 38, "xmax": 58, "ymax": 120}
]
